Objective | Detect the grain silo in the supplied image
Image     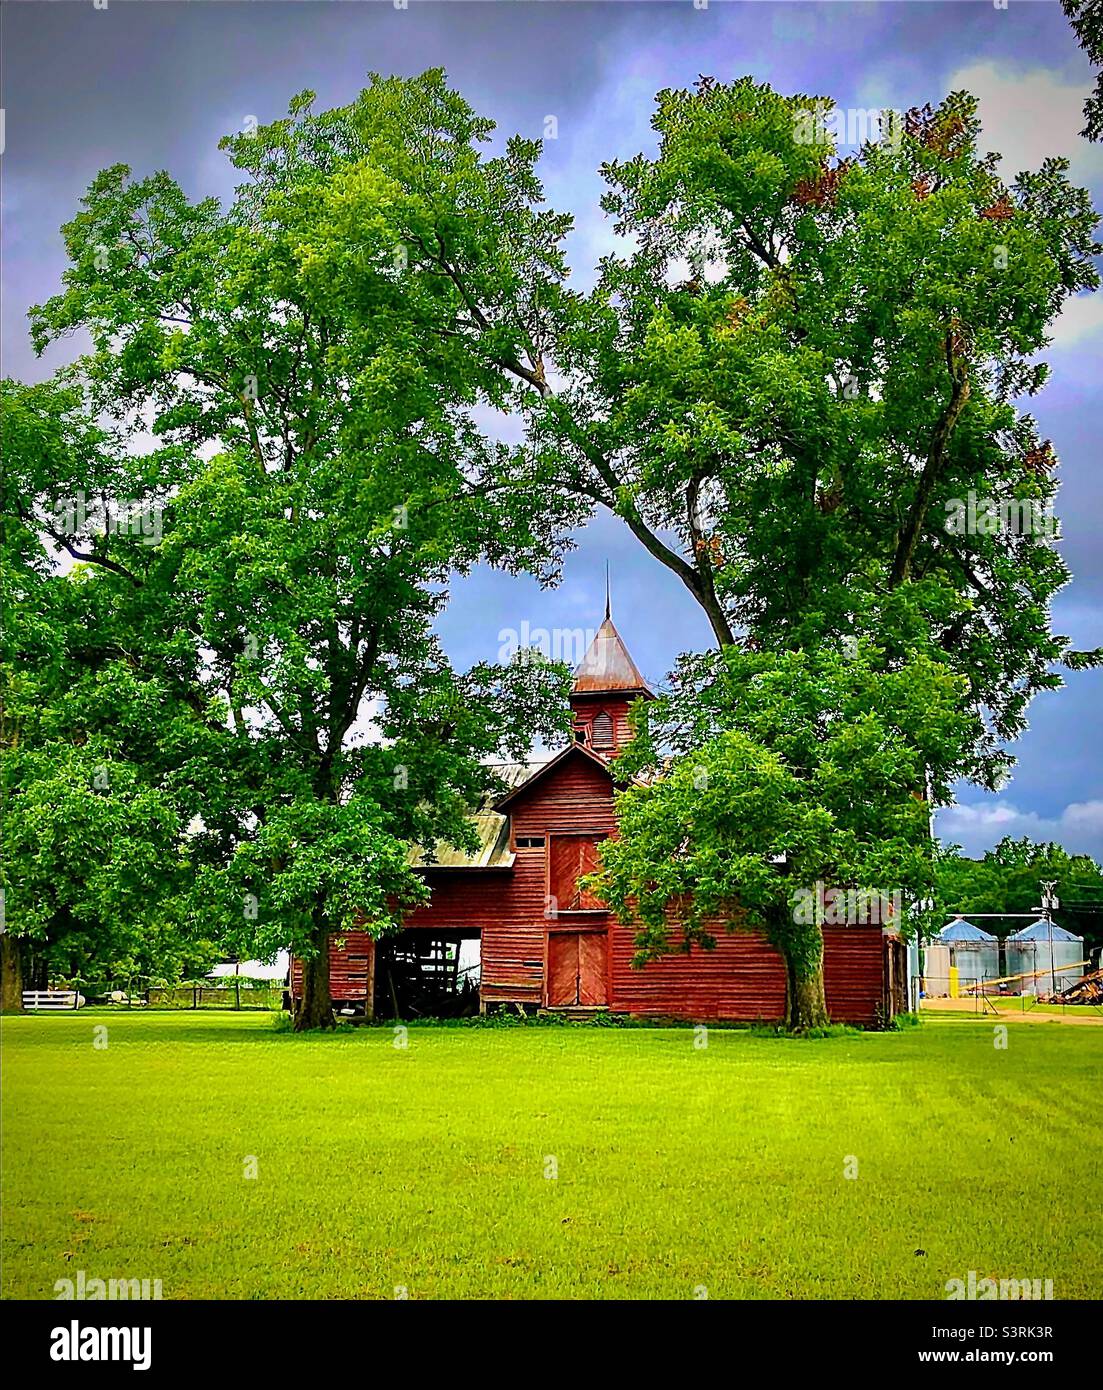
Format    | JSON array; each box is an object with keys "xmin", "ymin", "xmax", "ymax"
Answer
[
  {"xmin": 939, "ymin": 918, "xmax": 1000, "ymax": 993},
  {"xmin": 1006, "ymin": 920, "xmax": 1086, "ymax": 997}
]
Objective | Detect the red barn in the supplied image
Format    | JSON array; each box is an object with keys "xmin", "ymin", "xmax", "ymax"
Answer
[{"xmin": 292, "ymin": 613, "xmax": 900, "ymax": 1025}]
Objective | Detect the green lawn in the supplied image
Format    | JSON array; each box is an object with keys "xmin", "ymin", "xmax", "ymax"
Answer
[{"xmin": 2, "ymin": 1011, "xmax": 1099, "ymax": 1300}]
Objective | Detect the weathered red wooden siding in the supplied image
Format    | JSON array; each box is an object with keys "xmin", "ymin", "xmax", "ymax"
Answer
[
  {"xmin": 609, "ymin": 922, "xmax": 788, "ymax": 1020},
  {"xmin": 610, "ymin": 923, "xmax": 886, "ymax": 1023},
  {"xmin": 403, "ymin": 871, "xmax": 513, "ymax": 929},
  {"xmin": 290, "ymin": 929, "xmax": 374, "ymax": 1002},
  {"xmin": 823, "ymin": 927, "xmax": 886, "ymax": 1025},
  {"xmin": 508, "ymin": 755, "xmax": 618, "ymax": 835}
]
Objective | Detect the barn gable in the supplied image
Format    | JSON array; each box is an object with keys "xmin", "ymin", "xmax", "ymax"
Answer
[{"xmin": 495, "ymin": 743, "xmax": 615, "ymax": 822}]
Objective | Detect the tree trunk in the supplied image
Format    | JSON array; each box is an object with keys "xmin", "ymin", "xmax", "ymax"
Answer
[
  {"xmin": 1, "ymin": 933, "xmax": 24, "ymax": 1013},
  {"xmin": 785, "ymin": 954, "xmax": 830, "ymax": 1031},
  {"xmin": 697, "ymin": 581, "xmax": 736, "ymax": 648},
  {"xmin": 780, "ymin": 918, "xmax": 830, "ymax": 1032},
  {"xmin": 294, "ymin": 924, "xmax": 335, "ymax": 1031},
  {"xmin": 889, "ymin": 356, "xmax": 970, "ymax": 587},
  {"xmin": 765, "ymin": 905, "xmax": 830, "ymax": 1032}
]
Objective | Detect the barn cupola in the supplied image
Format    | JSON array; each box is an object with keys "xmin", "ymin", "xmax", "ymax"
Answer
[{"xmin": 570, "ymin": 588, "xmax": 652, "ymax": 757}]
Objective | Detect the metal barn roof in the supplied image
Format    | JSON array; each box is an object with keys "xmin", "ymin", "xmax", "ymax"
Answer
[
  {"xmin": 572, "ymin": 617, "xmax": 652, "ymax": 696},
  {"xmin": 407, "ymin": 761, "xmax": 546, "ymax": 870}
]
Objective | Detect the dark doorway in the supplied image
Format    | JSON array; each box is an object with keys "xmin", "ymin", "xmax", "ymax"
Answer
[{"xmin": 373, "ymin": 932, "xmax": 480, "ymax": 1019}]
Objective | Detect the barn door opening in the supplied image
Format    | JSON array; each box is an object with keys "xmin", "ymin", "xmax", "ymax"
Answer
[
  {"xmin": 546, "ymin": 931, "xmax": 607, "ymax": 1008},
  {"xmin": 373, "ymin": 932, "xmax": 481, "ymax": 1019}
]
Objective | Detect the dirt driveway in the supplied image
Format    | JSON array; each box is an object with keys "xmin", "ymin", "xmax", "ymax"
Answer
[{"xmin": 921, "ymin": 997, "xmax": 1103, "ymax": 1026}]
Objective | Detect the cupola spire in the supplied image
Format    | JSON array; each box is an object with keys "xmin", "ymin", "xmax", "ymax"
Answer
[
  {"xmin": 571, "ymin": 612, "xmax": 651, "ymax": 697},
  {"xmin": 569, "ymin": 595, "xmax": 652, "ymax": 755}
]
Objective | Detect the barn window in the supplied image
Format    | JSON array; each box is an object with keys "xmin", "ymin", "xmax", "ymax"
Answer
[
  {"xmin": 591, "ymin": 710, "xmax": 614, "ymax": 749},
  {"xmin": 515, "ymin": 835, "xmax": 545, "ymax": 848}
]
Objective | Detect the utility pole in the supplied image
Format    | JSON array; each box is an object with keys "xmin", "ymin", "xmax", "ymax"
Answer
[
  {"xmin": 917, "ymin": 766, "xmax": 937, "ymax": 1005},
  {"xmin": 1039, "ymin": 882, "xmax": 1059, "ymax": 994}
]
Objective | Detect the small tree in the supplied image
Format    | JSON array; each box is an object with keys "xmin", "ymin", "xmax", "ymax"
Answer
[{"xmin": 589, "ymin": 645, "xmax": 975, "ymax": 1029}]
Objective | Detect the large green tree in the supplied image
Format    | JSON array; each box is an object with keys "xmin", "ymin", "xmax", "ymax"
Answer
[
  {"xmin": 553, "ymin": 81, "xmax": 1098, "ymax": 1021},
  {"xmin": 539, "ymin": 82, "xmax": 1099, "ymax": 744},
  {"xmin": 7, "ymin": 75, "xmax": 572, "ymax": 1027}
]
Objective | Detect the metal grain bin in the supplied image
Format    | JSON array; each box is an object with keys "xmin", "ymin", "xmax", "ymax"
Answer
[
  {"xmin": 922, "ymin": 943, "xmax": 951, "ymax": 997},
  {"xmin": 939, "ymin": 918, "xmax": 1000, "ymax": 993},
  {"xmin": 1006, "ymin": 920, "xmax": 1085, "ymax": 997}
]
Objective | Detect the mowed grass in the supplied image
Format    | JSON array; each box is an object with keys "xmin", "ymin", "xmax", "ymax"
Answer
[{"xmin": 2, "ymin": 1012, "xmax": 1100, "ymax": 1300}]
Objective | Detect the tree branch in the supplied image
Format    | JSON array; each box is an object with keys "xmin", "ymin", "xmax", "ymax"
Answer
[{"xmin": 890, "ymin": 334, "xmax": 971, "ymax": 588}]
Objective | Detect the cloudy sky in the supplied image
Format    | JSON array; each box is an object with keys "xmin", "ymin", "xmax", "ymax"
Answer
[{"xmin": 3, "ymin": 1, "xmax": 1101, "ymax": 857}]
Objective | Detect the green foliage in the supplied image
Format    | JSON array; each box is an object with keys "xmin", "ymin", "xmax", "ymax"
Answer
[
  {"xmin": 887, "ymin": 1011, "xmax": 922, "ymax": 1031},
  {"xmin": 938, "ymin": 836, "xmax": 1103, "ymax": 949},
  {"xmin": 1063, "ymin": 1, "xmax": 1103, "ymax": 141},
  {"xmin": 588, "ymin": 642, "xmax": 975, "ymax": 974},
  {"xmin": 748, "ymin": 1021, "xmax": 863, "ymax": 1041},
  {"xmin": 2, "ymin": 393, "xmax": 227, "ymax": 981}
]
